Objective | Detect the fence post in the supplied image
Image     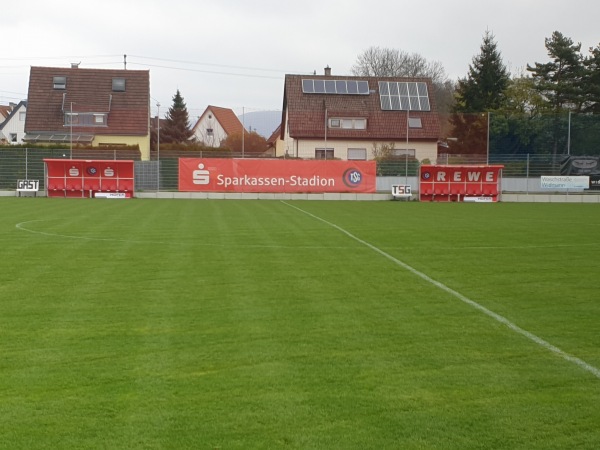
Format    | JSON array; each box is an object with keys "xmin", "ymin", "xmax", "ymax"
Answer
[{"xmin": 526, "ymin": 153, "xmax": 530, "ymax": 195}]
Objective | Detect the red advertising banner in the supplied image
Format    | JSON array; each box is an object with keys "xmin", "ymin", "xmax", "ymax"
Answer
[{"xmin": 178, "ymin": 158, "xmax": 377, "ymax": 193}]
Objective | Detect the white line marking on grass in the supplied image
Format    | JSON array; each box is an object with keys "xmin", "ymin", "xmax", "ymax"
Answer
[
  {"xmin": 16, "ymin": 220, "xmax": 160, "ymax": 244},
  {"xmin": 15, "ymin": 220, "xmax": 357, "ymax": 250},
  {"xmin": 282, "ymin": 201, "xmax": 600, "ymax": 379}
]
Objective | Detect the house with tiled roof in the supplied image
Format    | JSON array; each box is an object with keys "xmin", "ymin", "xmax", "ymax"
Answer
[
  {"xmin": 280, "ymin": 67, "xmax": 441, "ymax": 161},
  {"xmin": 191, "ymin": 105, "xmax": 245, "ymax": 147},
  {"xmin": 0, "ymin": 100, "xmax": 27, "ymax": 144},
  {"xmin": 0, "ymin": 104, "xmax": 13, "ymax": 122},
  {"xmin": 24, "ymin": 65, "xmax": 151, "ymax": 159},
  {"xmin": 266, "ymin": 123, "xmax": 282, "ymax": 157}
]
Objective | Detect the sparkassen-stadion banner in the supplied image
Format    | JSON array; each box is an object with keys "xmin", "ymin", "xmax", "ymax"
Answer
[{"xmin": 179, "ymin": 159, "xmax": 377, "ymax": 193}]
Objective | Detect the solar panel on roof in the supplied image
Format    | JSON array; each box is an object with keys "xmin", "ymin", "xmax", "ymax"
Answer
[
  {"xmin": 302, "ymin": 79, "xmax": 314, "ymax": 93},
  {"xmin": 301, "ymin": 79, "xmax": 370, "ymax": 95},
  {"xmin": 378, "ymin": 81, "xmax": 431, "ymax": 111},
  {"xmin": 335, "ymin": 80, "xmax": 347, "ymax": 94}
]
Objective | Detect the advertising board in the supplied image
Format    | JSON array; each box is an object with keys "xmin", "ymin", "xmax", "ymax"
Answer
[{"xmin": 179, "ymin": 159, "xmax": 377, "ymax": 193}]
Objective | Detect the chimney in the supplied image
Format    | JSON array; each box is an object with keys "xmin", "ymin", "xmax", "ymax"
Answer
[
  {"xmin": 324, "ymin": 65, "xmax": 331, "ymax": 76},
  {"xmin": 71, "ymin": 62, "xmax": 80, "ymax": 69}
]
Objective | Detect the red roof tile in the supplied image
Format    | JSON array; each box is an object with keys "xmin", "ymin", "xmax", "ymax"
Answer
[
  {"xmin": 25, "ymin": 66, "xmax": 149, "ymax": 136},
  {"xmin": 207, "ymin": 105, "xmax": 245, "ymax": 135},
  {"xmin": 283, "ymin": 74, "xmax": 441, "ymax": 141}
]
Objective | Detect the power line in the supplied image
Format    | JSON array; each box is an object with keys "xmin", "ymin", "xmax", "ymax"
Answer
[
  {"xmin": 128, "ymin": 55, "xmax": 300, "ymax": 75},
  {"xmin": 128, "ymin": 61, "xmax": 284, "ymax": 80}
]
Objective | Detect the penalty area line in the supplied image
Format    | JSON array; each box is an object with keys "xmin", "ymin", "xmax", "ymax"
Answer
[{"xmin": 281, "ymin": 201, "xmax": 600, "ymax": 380}]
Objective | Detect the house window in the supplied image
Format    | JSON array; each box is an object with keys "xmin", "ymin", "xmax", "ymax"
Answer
[
  {"xmin": 206, "ymin": 128, "xmax": 214, "ymax": 136},
  {"xmin": 19, "ymin": 111, "xmax": 26, "ymax": 121},
  {"xmin": 328, "ymin": 118, "xmax": 366, "ymax": 130},
  {"xmin": 9, "ymin": 133, "xmax": 17, "ymax": 143},
  {"xmin": 408, "ymin": 117, "xmax": 422, "ymax": 128},
  {"xmin": 53, "ymin": 76, "xmax": 66, "ymax": 89},
  {"xmin": 65, "ymin": 113, "xmax": 79, "ymax": 125},
  {"xmin": 391, "ymin": 149, "xmax": 416, "ymax": 157},
  {"xmin": 347, "ymin": 148, "xmax": 367, "ymax": 160},
  {"xmin": 315, "ymin": 148, "xmax": 334, "ymax": 159},
  {"xmin": 353, "ymin": 118, "xmax": 366, "ymax": 129},
  {"xmin": 64, "ymin": 112, "xmax": 107, "ymax": 126},
  {"xmin": 112, "ymin": 78, "xmax": 126, "ymax": 92}
]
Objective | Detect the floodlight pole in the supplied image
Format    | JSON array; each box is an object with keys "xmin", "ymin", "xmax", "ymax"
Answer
[
  {"xmin": 405, "ymin": 109, "xmax": 409, "ymax": 185},
  {"xmin": 486, "ymin": 112, "xmax": 490, "ymax": 164},
  {"xmin": 242, "ymin": 107, "xmax": 245, "ymax": 158},
  {"xmin": 157, "ymin": 102, "xmax": 161, "ymax": 191},
  {"xmin": 324, "ymin": 108, "xmax": 328, "ymax": 160},
  {"xmin": 567, "ymin": 111, "xmax": 571, "ymax": 155},
  {"xmin": 70, "ymin": 102, "xmax": 73, "ymax": 159}
]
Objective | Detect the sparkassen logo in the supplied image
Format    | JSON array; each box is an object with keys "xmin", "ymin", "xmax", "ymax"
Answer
[
  {"xmin": 342, "ymin": 168, "xmax": 363, "ymax": 188},
  {"xmin": 192, "ymin": 163, "xmax": 210, "ymax": 185}
]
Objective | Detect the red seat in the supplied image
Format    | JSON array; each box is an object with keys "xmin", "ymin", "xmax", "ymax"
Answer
[
  {"xmin": 483, "ymin": 184, "xmax": 498, "ymax": 196},
  {"xmin": 434, "ymin": 184, "xmax": 449, "ymax": 195},
  {"xmin": 421, "ymin": 183, "xmax": 434, "ymax": 195}
]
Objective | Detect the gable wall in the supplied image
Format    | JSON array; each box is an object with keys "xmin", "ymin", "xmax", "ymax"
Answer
[
  {"xmin": 192, "ymin": 115, "xmax": 228, "ymax": 147},
  {"xmin": 0, "ymin": 105, "xmax": 26, "ymax": 144}
]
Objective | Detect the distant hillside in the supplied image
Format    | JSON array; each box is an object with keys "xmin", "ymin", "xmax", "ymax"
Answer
[{"xmin": 238, "ymin": 110, "xmax": 282, "ymax": 138}]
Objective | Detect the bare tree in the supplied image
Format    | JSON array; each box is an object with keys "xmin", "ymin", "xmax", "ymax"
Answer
[{"xmin": 351, "ymin": 46, "xmax": 455, "ymax": 114}]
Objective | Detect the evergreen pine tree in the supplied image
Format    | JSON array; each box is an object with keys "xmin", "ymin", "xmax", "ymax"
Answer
[
  {"xmin": 449, "ymin": 31, "xmax": 510, "ymax": 154},
  {"xmin": 161, "ymin": 90, "xmax": 195, "ymax": 144},
  {"xmin": 454, "ymin": 30, "xmax": 510, "ymax": 113},
  {"xmin": 582, "ymin": 43, "xmax": 600, "ymax": 113},
  {"xmin": 527, "ymin": 31, "xmax": 584, "ymax": 113}
]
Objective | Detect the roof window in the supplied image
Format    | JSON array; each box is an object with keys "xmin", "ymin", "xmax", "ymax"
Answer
[
  {"xmin": 112, "ymin": 78, "xmax": 126, "ymax": 92},
  {"xmin": 53, "ymin": 76, "xmax": 66, "ymax": 89}
]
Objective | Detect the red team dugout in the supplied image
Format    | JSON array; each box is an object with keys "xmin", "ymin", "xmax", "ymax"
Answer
[
  {"xmin": 44, "ymin": 159, "xmax": 135, "ymax": 198},
  {"xmin": 419, "ymin": 165, "xmax": 503, "ymax": 202}
]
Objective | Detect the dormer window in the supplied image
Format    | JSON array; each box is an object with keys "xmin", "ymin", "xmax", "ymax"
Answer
[
  {"xmin": 112, "ymin": 78, "xmax": 126, "ymax": 92},
  {"xmin": 53, "ymin": 76, "xmax": 66, "ymax": 89},
  {"xmin": 64, "ymin": 112, "xmax": 107, "ymax": 126},
  {"xmin": 94, "ymin": 114, "xmax": 107, "ymax": 125},
  {"xmin": 328, "ymin": 118, "xmax": 366, "ymax": 130},
  {"xmin": 65, "ymin": 113, "xmax": 79, "ymax": 125}
]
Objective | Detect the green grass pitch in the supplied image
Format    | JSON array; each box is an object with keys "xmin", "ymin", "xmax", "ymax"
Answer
[{"xmin": 1, "ymin": 198, "xmax": 599, "ymax": 449}]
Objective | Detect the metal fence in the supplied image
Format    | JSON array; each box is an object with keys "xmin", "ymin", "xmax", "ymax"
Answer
[
  {"xmin": 441, "ymin": 112, "xmax": 600, "ymax": 157},
  {"xmin": 0, "ymin": 147, "xmax": 592, "ymax": 193}
]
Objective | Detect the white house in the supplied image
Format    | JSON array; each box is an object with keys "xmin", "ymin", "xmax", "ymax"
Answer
[
  {"xmin": 0, "ymin": 100, "xmax": 27, "ymax": 144},
  {"xmin": 191, "ymin": 105, "xmax": 245, "ymax": 147}
]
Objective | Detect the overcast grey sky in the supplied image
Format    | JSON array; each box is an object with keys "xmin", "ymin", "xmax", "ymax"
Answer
[{"xmin": 1, "ymin": 0, "xmax": 599, "ymax": 119}]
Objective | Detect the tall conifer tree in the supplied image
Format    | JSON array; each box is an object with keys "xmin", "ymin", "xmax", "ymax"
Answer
[
  {"xmin": 527, "ymin": 31, "xmax": 584, "ymax": 113},
  {"xmin": 454, "ymin": 30, "xmax": 510, "ymax": 113},
  {"xmin": 161, "ymin": 90, "xmax": 194, "ymax": 144},
  {"xmin": 449, "ymin": 31, "xmax": 509, "ymax": 154}
]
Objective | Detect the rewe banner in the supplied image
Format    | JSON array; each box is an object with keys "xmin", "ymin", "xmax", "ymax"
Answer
[{"xmin": 178, "ymin": 158, "xmax": 377, "ymax": 193}]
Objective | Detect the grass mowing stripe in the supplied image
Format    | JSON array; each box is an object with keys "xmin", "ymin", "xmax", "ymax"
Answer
[{"xmin": 282, "ymin": 200, "xmax": 600, "ymax": 380}]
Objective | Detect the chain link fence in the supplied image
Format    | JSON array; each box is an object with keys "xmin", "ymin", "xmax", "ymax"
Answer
[{"xmin": 1, "ymin": 147, "xmax": 586, "ymax": 194}]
